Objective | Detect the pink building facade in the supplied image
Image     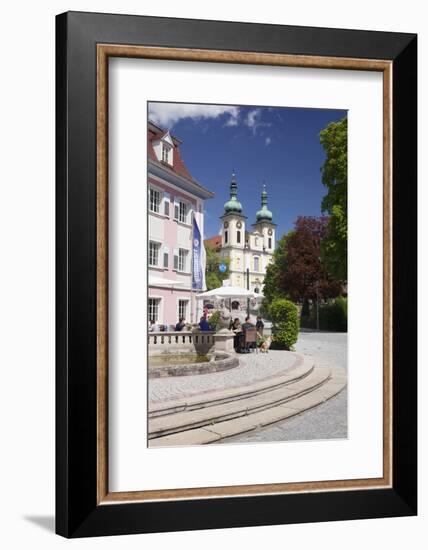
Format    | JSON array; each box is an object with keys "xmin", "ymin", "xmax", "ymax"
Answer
[{"xmin": 147, "ymin": 121, "xmax": 214, "ymax": 327}]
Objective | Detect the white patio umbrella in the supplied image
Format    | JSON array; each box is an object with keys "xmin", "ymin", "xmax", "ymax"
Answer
[
  {"xmin": 149, "ymin": 274, "xmax": 185, "ymax": 287},
  {"xmin": 196, "ymin": 285, "xmax": 256, "ymax": 300}
]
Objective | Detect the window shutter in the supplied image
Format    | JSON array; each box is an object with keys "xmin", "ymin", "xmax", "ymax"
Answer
[
  {"xmin": 174, "ymin": 203, "xmax": 179, "ymax": 220},
  {"xmin": 173, "ymin": 248, "xmax": 179, "ymax": 270},
  {"xmin": 163, "ymin": 245, "xmax": 169, "ymax": 269},
  {"xmin": 163, "ymin": 192, "xmax": 170, "ymax": 217}
]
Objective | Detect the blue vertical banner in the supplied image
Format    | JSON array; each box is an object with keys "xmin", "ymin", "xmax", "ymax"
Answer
[{"xmin": 192, "ymin": 217, "xmax": 203, "ymax": 290}]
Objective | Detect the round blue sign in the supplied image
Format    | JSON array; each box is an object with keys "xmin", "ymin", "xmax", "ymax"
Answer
[{"xmin": 219, "ymin": 263, "xmax": 227, "ymax": 273}]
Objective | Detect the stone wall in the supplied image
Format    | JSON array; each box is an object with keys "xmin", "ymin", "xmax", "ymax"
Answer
[{"xmin": 148, "ymin": 330, "xmax": 216, "ymax": 356}]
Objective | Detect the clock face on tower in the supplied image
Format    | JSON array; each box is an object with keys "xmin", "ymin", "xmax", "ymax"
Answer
[
  {"xmin": 236, "ymin": 221, "xmax": 242, "ymax": 229},
  {"xmin": 268, "ymin": 228, "xmax": 273, "ymax": 236},
  {"xmin": 224, "ymin": 221, "xmax": 229, "ymax": 228}
]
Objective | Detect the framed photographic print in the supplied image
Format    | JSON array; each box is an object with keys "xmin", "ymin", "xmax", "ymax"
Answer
[{"xmin": 56, "ymin": 11, "xmax": 417, "ymax": 538}]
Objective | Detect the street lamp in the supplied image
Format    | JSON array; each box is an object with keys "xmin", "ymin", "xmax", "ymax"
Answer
[
  {"xmin": 246, "ymin": 267, "xmax": 250, "ymax": 317},
  {"xmin": 316, "ymin": 280, "xmax": 320, "ymax": 331},
  {"xmin": 316, "ymin": 255, "xmax": 321, "ymax": 331}
]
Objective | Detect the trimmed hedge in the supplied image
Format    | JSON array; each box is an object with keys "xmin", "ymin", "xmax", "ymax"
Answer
[
  {"xmin": 300, "ymin": 297, "xmax": 347, "ymax": 332},
  {"xmin": 270, "ymin": 298, "xmax": 299, "ymax": 350},
  {"xmin": 319, "ymin": 297, "xmax": 347, "ymax": 332}
]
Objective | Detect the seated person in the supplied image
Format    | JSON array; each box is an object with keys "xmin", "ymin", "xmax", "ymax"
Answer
[
  {"xmin": 230, "ymin": 317, "xmax": 241, "ymax": 331},
  {"xmin": 241, "ymin": 316, "xmax": 255, "ymax": 353},
  {"xmin": 199, "ymin": 316, "xmax": 211, "ymax": 331},
  {"xmin": 148, "ymin": 319, "xmax": 156, "ymax": 332},
  {"xmin": 255, "ymin": 315, "xmax": 264, "ymax": 335},
  {"xmin": 242, "ymin": 316, "xmax": 254, "ymax": 331},
  {"xmin": 175, "ymin": 317, "xmax": 186, "ymax": 331},
  {"xmin": 230, "ymin": 318, "xmax": 242, "ymax": 350}
]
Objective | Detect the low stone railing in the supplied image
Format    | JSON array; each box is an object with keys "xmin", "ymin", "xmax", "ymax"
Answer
[{"xmin": 148, "ymin": 330, "xmax": 216, "ymax": 356}]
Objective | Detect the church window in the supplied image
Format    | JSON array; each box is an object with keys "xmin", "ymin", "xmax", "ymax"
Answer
[
  {"xmin": 254, "ymin": 257, "xmax": 260, "ymax": 272},
  {"xmin": 268, "ymin": 237, "xmax": 272, "ymax": 249},
  {"xmin": 237, "ymin": 230, "xmax": 241, "ymax": 244},
  {"xmin": 224, "ymin": 230, "xmax": 228, "ymax": 244}
]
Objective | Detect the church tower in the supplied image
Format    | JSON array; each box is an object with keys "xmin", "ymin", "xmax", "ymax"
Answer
[
  {"xmin": 220, "ymin": 172, "xmax": 247, "ymax": 287},
  {"xmin": 252, "ymin": 184, "xmax": 276, "ymax": 280}
]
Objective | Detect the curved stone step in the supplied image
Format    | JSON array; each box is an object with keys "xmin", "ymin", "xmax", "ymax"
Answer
[
  {"xmin": 148, "ymin": 365, "xmax": 332, "ymax": 439},
  {"xmin": 149, "ymin": 367, "xmax": 346, "ymax": 447},
  {"xmin": 149, "ymin": 355, "xmax": 314, "ymax": 418}
]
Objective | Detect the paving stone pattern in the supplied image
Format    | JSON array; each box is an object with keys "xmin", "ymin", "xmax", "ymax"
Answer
[
  {"xmin": 149, "ymin": 350, "xmax": 299, "ymax": 404},
  {"xmin": 219, "ymin": 331, "xmax": 348, "ymax": 443}
]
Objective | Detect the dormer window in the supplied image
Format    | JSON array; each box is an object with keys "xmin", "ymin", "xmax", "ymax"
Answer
[
  {"xmin": 153, "ymin": 131, "xmax": 174, "ymax": 165},
  {"xmin": 162, "ymin": 142, "xmax": 172, "ymax": 164}
]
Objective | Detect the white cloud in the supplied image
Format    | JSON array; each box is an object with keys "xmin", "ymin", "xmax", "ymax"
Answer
[
  {"xmin": 245, "ymin": 109, "xmax": 260, "ymax": 132},
  {"xmin": 224, "ymin": 111, "xmax": 239, "ymax": 126},
  {"xmin": 244, "ymin": 108, "xmax": 272, "ymax": 135},
  {"xmin": 148, "ymin": 103, "xmax": 239, "ymax": 128},
  {"xmin": 265, "ymin": 136, "xmax": 272, "ymax": 146}
]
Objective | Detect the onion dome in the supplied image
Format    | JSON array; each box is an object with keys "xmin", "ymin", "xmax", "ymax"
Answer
[
  {"xmin": 223, "ymin": 172, "xmax": 243, "ymax": 214},
  {"xmin": 255, "ymin": 184, "xmax": 273, "ymax": 222}
]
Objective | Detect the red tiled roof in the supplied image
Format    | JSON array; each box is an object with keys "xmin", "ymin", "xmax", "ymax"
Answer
[
  {"xmin": 204, "ymin": 235, "xmax": 222, "ymax": 249},
  {"xmin": 147, "ymin": 122, "xmax": 194, "ymax": 181}
]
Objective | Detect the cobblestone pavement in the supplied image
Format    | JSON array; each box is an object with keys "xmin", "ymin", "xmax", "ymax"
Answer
[
  {"xmin": 149, "ymin": 350, "xmax": 298, "ymax": 404},
  {"xmin": 219, "ymin": 331, "xmax": 348, "ymax": 444}
]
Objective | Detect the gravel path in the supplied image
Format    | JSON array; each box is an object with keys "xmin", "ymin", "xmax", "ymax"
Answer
[
  {"xmin": 149, "ymin": 350, "xmax": 298, "ymax": 404},
  {"xmin": 220, "ymin": 331, "xmax": 348, "ymax": 444}
]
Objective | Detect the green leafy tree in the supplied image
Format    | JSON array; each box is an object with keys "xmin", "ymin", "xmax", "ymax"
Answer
[
  {"xmin": 319, "ymin": 117, "xmax": 348, "ymax": 281},
  {"xmin": 205, "ymin": 243, "xmax": 230, "ymax": 290},
  {"xmin": 262, "ymin": 234, "xmax": 290, "ymax": 306},
  {"xmin": 263, "ymin": 217, "xmax": 342, "ymax": 319}
]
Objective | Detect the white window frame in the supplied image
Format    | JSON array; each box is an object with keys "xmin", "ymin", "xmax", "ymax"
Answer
[
  {"xmin": 162, "ymin": 142, "xmax": 172, "ymax": 164},
  {"xmin": 148, "ymin": 296, "xmax": 162, "ymax": 324},
  {"xmin": 149, "ymin": 187, "xmax": 162, "ymax": 214},
  {"xmin": 178, "ymin": 248, "xmax": 188, "ymax": 272},
  {"xmin": 149, "ymin": 240, "xmax": 161, "ymax": 267},
  {"xmin": 174, "ymin": 198, "xmax": 191, "ymax": 225},
  {"xmin": 177, "ymin": 298, "xmax": 190, "ymax": 321}
]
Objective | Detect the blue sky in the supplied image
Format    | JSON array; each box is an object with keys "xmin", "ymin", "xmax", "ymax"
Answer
[{"xmin": 149, "ymin": 103, "xmax": 347, "ymax": 240}]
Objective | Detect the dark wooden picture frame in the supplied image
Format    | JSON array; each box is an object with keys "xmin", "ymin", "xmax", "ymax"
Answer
[{"xmin": 56, "ymin": 11, "xmax": 417, "ymax": 538}]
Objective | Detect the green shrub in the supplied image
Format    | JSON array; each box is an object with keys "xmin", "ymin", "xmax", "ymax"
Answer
[
  {"xmin": 269, "ymin": 298, "xmax": 299, "ymax": 350},
  {"xmin": 207, "ymin": 310, "xmax": 221, "ymax": 332},
  {"xmin": 319, "ymin": 297, "xmax": 347, "ymax": 331}
]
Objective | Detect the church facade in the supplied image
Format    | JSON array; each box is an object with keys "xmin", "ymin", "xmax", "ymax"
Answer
[{"xmin": 210, "ymin": 173, "xmax": 276, "ymax": 294}]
